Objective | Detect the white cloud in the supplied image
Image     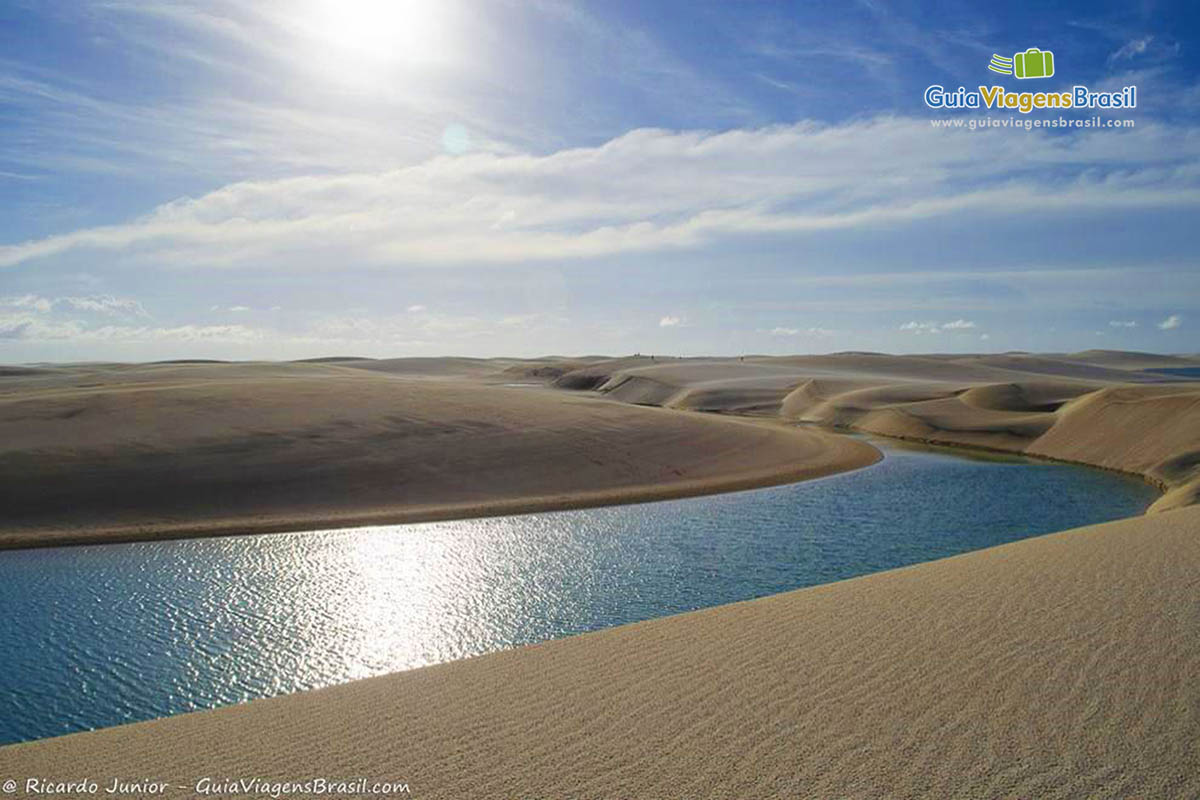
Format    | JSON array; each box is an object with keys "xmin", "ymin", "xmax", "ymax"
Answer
[
  {"xmin": 300, "ymin": 309, "xmax": 569, "ymax": 349},
  {"xmin": 105, "ymin": 324, "xmax": 263, "ymax": 343},
  {"xmin": 1, "ymin": 294, "xmax": 53, "ymax": 313},
  {"xmin": 0, "ymin": 312, "xmax": 260, "ymax": 343},
  {"xmin": 1108, "ymin": 35, "xmax": 1180, "ymax": 66},
  {"xmin": 64, "ymin": 295, "xmax": 148, "ymax": 317},
  {"xmin": 1, "ymin": 118, "xmax": 1197, "ymax": 273},
  {"xmin": 769, "ymin": 326, "xmax": 835, "ymax": 337},
  {"xmin": 228, "ymin": 305, "xmax": 251, "ymax": 312},
  {"xmin": 901, "ymin": 319, "xmax": 977, "ymax": 334},
  {"xmin": 1110, "ymin": 36, "xmax": 1152, "ymax": 63},
  {"xmin": 0, "ymin": 313, "xmax": 78, "ymax": 340},
  {"xmin": 899, "ymin": 321, "xmax": 941, "ymax": 335},
  {"xmin": 659, "ymin": 315, "xmax": 682, "ymax": 328},
  {"xmin": 407, "ymin": 304, "xmax": 427, "ymax": 313},
  {"xmin": 1, "ymin": 293, "xmax": 147, "ymax": 317},
  {"xmin": 0, "ymin": 305, "xmax": 578, "ymax": 355},
  {"xmin": 980, "ymin": 333, "xmax": 990, "ymax": 340},
  {"xmin": 1109, "ymin": 320, "xmax": 1138, "ymax": 328},
  {"xmin": 1158, "ymin": 314, "xmax": 1183, "ymax": 330}
]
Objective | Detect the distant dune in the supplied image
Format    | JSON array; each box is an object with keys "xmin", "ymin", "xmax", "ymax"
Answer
[
  {"xmin": 554, "ymin": 351, "xmax": 1200, "ymax": 513},
  {"xmin": 1062, "ymin": 348, "xmax": 1200, "ymax": 371}
]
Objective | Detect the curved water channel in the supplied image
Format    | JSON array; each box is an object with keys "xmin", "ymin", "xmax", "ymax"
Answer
[{"xmin": 0, "ymin": 437, "xmax": 1157, "ymax": 745}]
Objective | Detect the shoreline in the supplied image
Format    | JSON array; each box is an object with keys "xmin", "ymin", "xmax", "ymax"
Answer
[
  {"xmin": 0, "ymin": 436, "xmax": 880, "ymax": 551},
  {"xmin": 3, "ymin": 409, "xmax": 1177, "ymax": 553},
  {"xmin": 4, "ymin": 355, "xmax": 1196, "ymax": 551},
  {"xmin": 1, "ymin": 409, "xmax": 1178, "ymax": 553},
  {"xmin": 0, "ymin": 428, "xmax": 1158, "ymax": 749},
  {"xmin": 570, "ymin": 354, "xmax": 1200, "ymax": 514},
  {"xmin": 7, "ymin": 505, "xmax": 1198, "ymax": 796},
  {"xmin": 830, "ymin": 424, "xmax": 1171, "ymax": 497},
  {"xmin": 0, "ymin": 410, "xmax": 881, "ymax": 551}
]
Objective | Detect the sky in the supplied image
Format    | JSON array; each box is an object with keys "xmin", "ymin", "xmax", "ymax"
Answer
[{"xmin": 0, "ymin": 0, "xmax": 1197, "ymax": 361}]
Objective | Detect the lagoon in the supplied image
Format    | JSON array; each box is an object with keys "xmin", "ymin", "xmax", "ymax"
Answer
[{"xmin": 0, "ymin": 438, "xmax": 1156, "ymax": 745}]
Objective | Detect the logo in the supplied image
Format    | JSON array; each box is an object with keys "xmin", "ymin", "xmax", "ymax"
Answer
[
  {"xmin": 923, "ymin": 44, "xmax": 1137, "ymax": 116},
  {"xmin": 989, "ymin": 48, "xmax": 1055, "ymax": 79}
]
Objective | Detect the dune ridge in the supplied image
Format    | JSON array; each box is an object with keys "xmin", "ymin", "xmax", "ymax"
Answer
[
  {"xmin": 2, "ymin": 350, "xmax": 1196, "ymax": 548},
  {"xmin": 0, "ymin": 360, "xmax": 877, "ymax": 550},
  {"xmin": 547, "ymin": 351, "xmax": 1200, "ymax": 513}
]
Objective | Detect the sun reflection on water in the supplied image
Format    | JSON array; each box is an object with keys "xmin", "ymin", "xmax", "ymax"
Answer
[{"xmin": 0, "ymin": 443, "xmax": 1158, "ymax": 745}]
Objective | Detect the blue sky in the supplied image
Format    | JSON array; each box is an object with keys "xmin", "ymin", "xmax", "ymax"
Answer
[{"xmin": 0, "ymin": 0, "xmax": 1196, "ymax": 360}]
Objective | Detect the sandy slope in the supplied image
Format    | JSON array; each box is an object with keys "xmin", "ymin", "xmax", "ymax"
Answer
[
  {"xmin": 1062, "ymin": 349, "xmax": 1200, "ymax": 371},
  {"xmin": 557, "ymin": 352, "xmax": 1200, "ymax": 513},
  {"xmin": 6, "ymin": 505, "xmax": 1198, "ymax": 798},
  {"xmin": 3, "ymin": 351, "xmax": 1196, "ymax": 546},
  {"xmin": 0, "ymin": 361, "xmax": 876, "ymax": 549}
]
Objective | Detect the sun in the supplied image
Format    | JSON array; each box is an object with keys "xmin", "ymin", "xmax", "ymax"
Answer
[{"xmin": 305, "ymin": 0, "xmax": 447, "ymax": 67}]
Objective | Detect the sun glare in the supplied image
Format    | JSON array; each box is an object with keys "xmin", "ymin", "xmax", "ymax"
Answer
[{"xmin": 306, "ymin": 0, "xmax": 447, "ymax": 67}]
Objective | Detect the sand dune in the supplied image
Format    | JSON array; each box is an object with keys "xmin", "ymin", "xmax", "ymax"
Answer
[
  {"xmin": 7, "ymin": 505, "xmax": 1198, "ymax": 798},
  {"xmin": 0, "ymin": 359, "xmax": 351, "ymax": 397},
  {"xmin": 3, "ymin": 351, "xmax": 1196, "ymax": 549},
  {"xmin": 946, "ymin": 353, "xmax": 1179, "ymax": 383},
  {"xmin": 566, "ymin": 352, "xmax": 1200, "ymax": 515},
  {"xmin": 1063, "ymin": 348, "xmax": 1200, "ymax": 371},
  {"xmin": 746, "ymin": 352, "xmax": 1053, "ymax": 382},
  {"xmin": 313, "ymin": 356, "xmax": 512, "ymax": 378},
  {"xmin": 0, "ymin": 361, "xmax": 876, "ymax": 549},
  {"xmin": 957, "ymin": 380, "xmax": 1093, "ymax": 412},
  {"xmin": 1029, "ymin": 385, "xmax": 1200, "ymax": 512}
]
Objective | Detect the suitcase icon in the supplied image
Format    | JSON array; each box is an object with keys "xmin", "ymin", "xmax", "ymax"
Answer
[{"xmin": 1013, "ymin": 48, "xmax": 1054, "ymax": 79}]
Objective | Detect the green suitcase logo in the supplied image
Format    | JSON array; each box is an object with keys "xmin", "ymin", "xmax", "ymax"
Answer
[
  {"xmin": 988, "ymin": 48, "xmax": 1055, "ymax": 79},
  {"xmin": 1014, "ymin": 47, "xmax": 1054, "ymax": 78}
]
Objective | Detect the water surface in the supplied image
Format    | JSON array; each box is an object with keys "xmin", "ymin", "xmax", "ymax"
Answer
[
  {"xmin": 0, "ymin": 438, "xmax": 1156, "ymax": 745},
  {"xmin": 1145, "ymin": 367, "xmax": 1200, "ymax": 379}
]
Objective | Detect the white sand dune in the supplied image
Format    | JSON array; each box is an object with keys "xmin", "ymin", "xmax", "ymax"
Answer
[
  {"xmin": 947, "ymin": 353, "xmax": 1181, "ymax": 383},
  {"xmin": 0, "ymin": 360, "xmax": 875, "ymax": 549},
  {"xmin": 4, "ymin": 350, "xmax": 1195, "ymax": 538},
  {"xmin": 1062, "ymin": 349, "xmax": 1200, "ymax": 371},
  {"xmin": 560, "ymin": 352, "xmax": 1200, "ymax": 513}
]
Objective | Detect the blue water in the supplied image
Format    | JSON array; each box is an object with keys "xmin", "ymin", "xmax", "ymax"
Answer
[
  {"xmin": 0, "ymin": 439, "xmax": 1156, "ymax": 745},
  {"xmin": 1145, "ymin": 367, "xmax": 1200, "ymax": 379}
]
